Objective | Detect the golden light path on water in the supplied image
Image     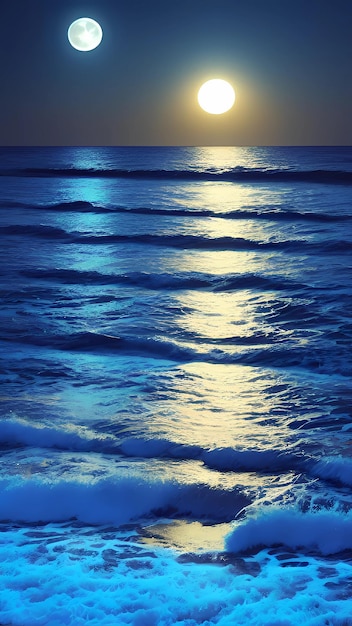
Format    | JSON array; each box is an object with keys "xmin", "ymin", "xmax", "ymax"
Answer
[{"xmin": 43, "ymin": 153, "xmax": 303, "ymax": 477}]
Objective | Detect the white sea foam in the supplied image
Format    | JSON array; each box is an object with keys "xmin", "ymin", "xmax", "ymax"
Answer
[{"xmin": 0, "ymin": 520, "xmax": 351, "ymax": 626}]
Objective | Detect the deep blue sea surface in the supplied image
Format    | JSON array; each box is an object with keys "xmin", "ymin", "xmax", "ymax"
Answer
[{"xmin": 0, "ymin": 146, "xmax": 352, "ymax": 625}]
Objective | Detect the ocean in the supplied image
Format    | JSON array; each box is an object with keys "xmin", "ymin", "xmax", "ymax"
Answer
[{"xmin": 0, "ymin": 145, "xmax": 351, "ymax": 625}]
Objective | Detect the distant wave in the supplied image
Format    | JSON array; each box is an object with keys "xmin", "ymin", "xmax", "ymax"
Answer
[
  {"xmin": 0, "ymin": 200, "xmax": 114, "ymax": 213},
  {"xmin": 118, "ymin": 437, "xmax": 308, "ymax": 474},
  {"xmin": 0, "ymin": 224, "xmax": 71, "ymax": 239},
  {"xmin": 2, "ymin": 166, "xmax": 352, "ymax": 185},
  {"xmin": 0, "ymin": 199, "xmax": 112, "ymax": 213},
  {"xmin": 5, "ymin": 225, "xmax": 351, "ymax": 254},
  {"xmin": 1, "ymin": 200, "xmax": 349, "ymax": 222},
  {"xmin": 0, "ymin": 417, "xmax": 308, "ymax": 475},
  {"xmin": 21, "ymin": 268, "xmax": 306, "ymax": 292},
  {"xmin": 2, "ymin": 328, "xmax": 350, "ymax": 376}
]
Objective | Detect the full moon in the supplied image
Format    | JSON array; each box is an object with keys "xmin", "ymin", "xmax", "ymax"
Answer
[
  {"xmin": 198, "ymin": 79, "xmax": 236, "ymax": 114},
  {"xmin": 68, "ymin": 18, "xmax": 103, "ymax": 52}
]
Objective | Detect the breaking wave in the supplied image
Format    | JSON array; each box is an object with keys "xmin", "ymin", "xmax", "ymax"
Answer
[
  {"xmin": 0, "ymin": 474, "xmax": 249, "ymax": 525},
  {"xmin": 0, "ymin": 418, "xmax": 309, "ymax": 475},
  {"xmin": 226, "ymin": 507, "xmax": 352, "ymax": 555}
]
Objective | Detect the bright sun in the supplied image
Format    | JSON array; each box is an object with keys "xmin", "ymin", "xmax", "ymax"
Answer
[
  {"xmin": 198, "ymin": 79, "xmax": 235, "ymax": 114},
  {"xmin": 68, "ymin": 17, "xmax": 103, "ymax": 52}
]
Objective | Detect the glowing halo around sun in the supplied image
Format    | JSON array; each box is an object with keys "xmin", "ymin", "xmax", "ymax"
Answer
[
  {"xmin": 68, "ymin": 17, "xmax": 103, "ymax": 52},
  {"xmin": 198, "ymin": 79, "xmax": 236, "ymax": 114}
]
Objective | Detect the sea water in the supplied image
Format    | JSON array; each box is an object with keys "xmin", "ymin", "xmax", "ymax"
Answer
[{"xmin": 0, "ymin": 146, "xmax": 351, "ymax": 625}]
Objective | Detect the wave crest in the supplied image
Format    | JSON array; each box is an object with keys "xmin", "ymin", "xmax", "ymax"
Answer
[
  {"xmin": 0, "ymin": 473, "xmax": 250, "ymax": 525},
  {"xmin": 3, "ymin": 166, "xmax": 352, "ymax": 185},
  {"xmin": 226, "ymin": 507, "xmax": 352, "ymax": 555}
]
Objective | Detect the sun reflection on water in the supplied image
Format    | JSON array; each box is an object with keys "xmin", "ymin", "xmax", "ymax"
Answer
[
  {"xmin": 136, "ymin": 362, "xmax": 297, "ymax": 452},
  {"xmin": 26, "ymin": 150, "xmax": 311, "ymax": 468},
  {"xmin": 173, "ymin": 290, "xmax": 260, "ymax": 340}
]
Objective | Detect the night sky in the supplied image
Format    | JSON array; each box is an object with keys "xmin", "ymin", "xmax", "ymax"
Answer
[{"xmin": 1, "ymin": 0, "xmax": 351, "ymax": 146}]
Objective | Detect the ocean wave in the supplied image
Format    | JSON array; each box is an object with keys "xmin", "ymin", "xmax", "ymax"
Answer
[
  {"xmin": 2, "ymin": 330, "xmax": 351, "ymax": 376},
  {"xmin": 312, "ymin": 457, "xmax": 352, "ymax": 487},
  {"xmin": 0, "ymin": 418, "xmax": 307, "ymax": 476},
  {"xmin": 21, "ymin": 268, "xmax": 212, "ymax": 290},
  {"xmin": 111, "ymin": 207, "xmax": 351, "ymax": 222},
  {"xmin": 68, "ymin": 233, "xmax": 352, "ymax": 255},
  {"xmin": 0, "ymin": 418, "xmax": 312, "ymax": 473},
  {"xmin": 1, "ymin": 200, "xmax": 349, "ymax": 222},
  {"xmin": 0, "ymin": 330, "xmax": 292, "ymax": 361},
  {"xmin": 43, "ymin": 200, "xmax": 113, "ymax": 213},
  {"xmin": 0, "ymin": 474, "xmax": 250, "ymax": 525},
  {"xmin": 118, "ymin": 437, "xmax": 307, "ymax": 474},
  {"xmin": 21, "ymin": 268, "xmax": 306, "ymax": 292},
  {"xmin": 0, "ymin": 200, "xmax": 112, "ymax": 213},
  {"xmin": 202, "ymin": 447, "xmax": 308, "ymax": 473},
  {"xmin": 0, "ymin": 417, "xmax": 117, "ymax": 453},
  {"xmin": 49, "ymin": 332, "xmax": 194, "ymax": 359},
  {"xmin": 4, "ymin": 225, "xmax": 351, "ymax": 254},
  {"xmin": 2, "ymin": 166, "xmax": 352, "ymax": 185},
  {"xmin": 0, "ymin": 224, "xmax": 71, "ymax": 239},
  {"xmin": 225, "ymin": 507, "xmax": 352, "ymax": 555},
  {"xmin": 69, "ymin": 233, "xmax": 301, "ymax": 251}
]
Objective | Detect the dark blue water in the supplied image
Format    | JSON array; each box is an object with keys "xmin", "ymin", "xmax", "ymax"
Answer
[{"xmin": 0, "ymin": 146, "xmax": 352, "ymax": 625}]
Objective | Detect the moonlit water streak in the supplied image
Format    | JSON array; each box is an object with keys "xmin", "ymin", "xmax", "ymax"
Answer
[{"xmin": 0, "ymin": 146, "xmax": 352, "ymax": 625}]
